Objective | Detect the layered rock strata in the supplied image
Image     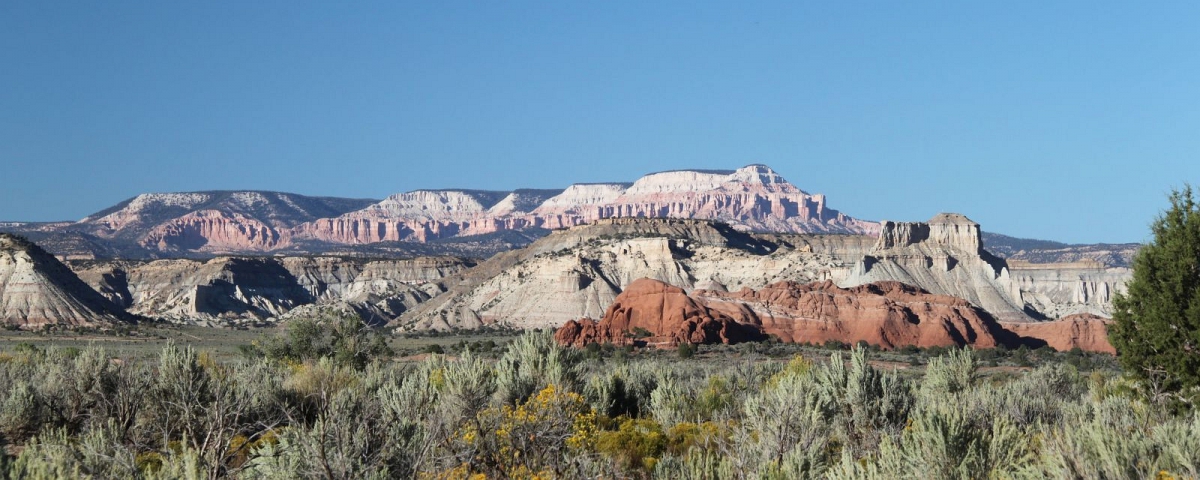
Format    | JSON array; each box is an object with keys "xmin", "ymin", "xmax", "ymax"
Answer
[
  {"xmin": 8, "ymin": 165, "xmax": 874, "ymax": 256},
  {"xmin": 556, "ymin": 278, "xmax": 1010, "ymax": 349},
  {"xmin": 1006, "ymin": 262, "xmax": 1129, "ymax": 319},
  {"xmin": 841, "ymin": 213, "xmax": 1031, "ymax": 322},
  {"xmin": 0, "ymin": 234, "xmax": 135, "ymax": 328},
  {"xmin": 294, "ymin": 165, "xmax": 875, "ymax": 246},
  {"xmin": 397, "ymin": 218, "xmax": 865, "ymax": 330},
  {"xmin": 70, "ymin": 255, "xmax": 471, "ymax": 325},
  {"xmin": 77, "ymin": 191, "xmax": 376, "ymax": 253},
  {"xmin": 556, "ymin": 278, "xmax": 1114, "ymax": 353},
  {"xmin": 841, "ymin": 213, "xmax": 1131, "ymax": 321},
  {"xmin": 401, "ymin": 214, "xmax": 1130, "ymax": 332},
  {"xmin": 1001, "ymin": 313, "xmax": 1115, "ymax": 354}
]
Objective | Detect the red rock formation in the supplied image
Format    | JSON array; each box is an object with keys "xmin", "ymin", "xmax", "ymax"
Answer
[
  {"xmin": 142, "ymin": 210, "xmax": 288, "ymax": 251},
  {"xmin": 1002, "ymin": 313, "xmax": 1115, "ymax": 354},
  {"xmin": 555, "ymin": 278, "xmax": 1004, "ymax": 349},
  {"xmin": 555, "ymin": 278, "xmax": 764, "ymax": 347},
  {"xmin": 554, "ymin": 278, "xmax": 1116, "ymax": 353},
  {"xmin": 707, "ymin": 280, "xmax": 1008, "ymax": 349}
]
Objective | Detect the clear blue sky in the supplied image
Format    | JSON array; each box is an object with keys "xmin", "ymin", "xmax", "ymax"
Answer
[{"xmin": 2, "ymin": 2, "xmax": 1197, "ymax": 244}]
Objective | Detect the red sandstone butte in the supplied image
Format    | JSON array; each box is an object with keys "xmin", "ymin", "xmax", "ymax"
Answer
[
  {"xmin": 554, "ymin": 278, "xmax": 764, "ymax": 348},
  {"xmin": 555, "ymin": 278, "xmax": 1115, "ymax": 353}
]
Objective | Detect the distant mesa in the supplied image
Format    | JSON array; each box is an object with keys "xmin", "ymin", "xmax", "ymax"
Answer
[
  {"xmin": 296, "ymin": 164, "xmax": 876, "ymax": 246},
  {"xmin": 1, "ymin": 165, "xmax": 874, "ymax": 256},
  {"xmin": 32, "ymin": 191, "xmax": 379, "ymax": 258}
]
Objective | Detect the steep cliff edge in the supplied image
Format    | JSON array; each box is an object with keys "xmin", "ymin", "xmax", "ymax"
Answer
[
  {"xmin": 294, "ymin": 164, "xmax": 876, "ymax": 246},
  {"xmin": 395, "ymin": 218, "xmax": 867, "ymax": 330},
  {"xmin": 401, "ymin": 214, "xmax": 1129, "ymax": 332},
  {"xmin": 841, "ymin": 213, "xmax": 1032, "ymax": 322}
]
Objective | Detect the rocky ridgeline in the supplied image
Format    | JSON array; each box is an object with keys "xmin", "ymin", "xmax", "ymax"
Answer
[
  {"xmin": 2, "ymin": 213, "xmax": 1131, "ymax": 336},
  {"xmin": 397, "ymin": 213, "xmax": 1129, "ymax": 333},
  {"xmin": 293, "ymin": 164, "xmax": 875, "ymax": 247},
  {"xmin": 3, "ymin": 165, "xmax": 873, "ymax": 256},
  {"xmin": 554, "ymin": 278, "xmax": 1115, "ymax": 353}
]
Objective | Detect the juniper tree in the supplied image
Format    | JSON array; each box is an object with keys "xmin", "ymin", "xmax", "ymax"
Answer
[{"xmin": 1111, "ymin": 185, "xmax": 1200, "ymax": 407}]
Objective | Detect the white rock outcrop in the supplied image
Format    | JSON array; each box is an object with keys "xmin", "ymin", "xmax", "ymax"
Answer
[
  {"xmin": 0, "ymin": 234, "xmax": 134, "ymax": 327},
  {"xmin": 398, "ymin": 215, "xmax": 1132, "ymax": 331}
]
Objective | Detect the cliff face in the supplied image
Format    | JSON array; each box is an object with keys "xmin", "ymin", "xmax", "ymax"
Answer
[
  {"xmin": 0, "ymin": 234, "xmax": 135, "ymax": 328},
  {"xmin": 70, "ymin": 255, "xmax": 472, "ymax": 325},
  {"xmin": 141, "ymin": 210, "xmax": 289, "ymax": 252},
  {"xmin": 62, "ymin": 164, "xmax": 869, "ymax": 253},
  {"xmin": 555, "ymin": 278, "xmax": 1115, "ymax": 353},
  {"xmin": 842, "ymin": 213, "xmax": 1030, "ymax": 322},
  {"xmin": 396, "ymin": 218, "xmax": 868, "ymax": 331},
  {"xmin": 399, "ymin": 214, "xmax": 1131, "ymax": 332},
  {"xmin": 1006, "ymin": 263, "xmax": 1129, "ymax": 318},
  {"xmin": 73, "ymin": 191, "xmax": 377, "ymax": 254},
  {"xmin": 292, "ymin": 164, "xmax": 876, "ymax": 246},
  {"xmin": 842, "ymin": 213, "xmax": 1131, "ymax": 321},
  {"xmin": 293, "ymin": 190, "xmax": 549, "ymax": 244}
]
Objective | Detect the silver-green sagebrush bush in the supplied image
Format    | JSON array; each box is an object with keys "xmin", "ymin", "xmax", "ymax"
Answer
[
  {"xmin": 494, "ymin": 330, "xmax": 581, "ymax": 404},
  {"xmin": 2, "ymin": 334, "xmax": 1200, "ymax": 479}
]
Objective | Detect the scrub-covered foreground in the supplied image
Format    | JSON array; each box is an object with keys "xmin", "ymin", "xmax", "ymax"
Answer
[{"xmin": 0, "ymin": 330, "xmax": 1197, "ymax": 479}]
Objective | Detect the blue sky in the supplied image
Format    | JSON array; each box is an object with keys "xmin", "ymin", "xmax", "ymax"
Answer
[{"xmin": 2, "ymin": 2, "xmax": 1197, "ymax": 243}]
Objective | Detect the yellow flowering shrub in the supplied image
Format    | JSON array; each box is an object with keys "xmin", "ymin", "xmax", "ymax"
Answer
[
  {"xmin": 454, "ymin": 384, "xmax": 596, "ymax": 478},
  {"xmin": 765, "ymin": 355, "xmax": 813, "ymax": 388},
  {"xmin": 667, "ymin": 421, "xmax": 731, "ymax": 456},
  {"xmin": 595, "ymin": 416, "xmax": 666, "ymax": 472},
  {"xmin": 418, "ymin": 463, "xmax": 487, "ymax": 480}
]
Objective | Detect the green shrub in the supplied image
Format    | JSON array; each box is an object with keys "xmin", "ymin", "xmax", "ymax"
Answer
[
  {"xmin": 251, "ymin": 315, "xmax": 393, "ymax": 370},
  {"xmin": 494, "ymin": 331, "xmax": 581, "ymax": 405},
  {"xmin": 677, "ymin": 342, "xmax": 696, "ymax": 359},
  {"xmin": 1111, "ymin": 185, "xmax": 1200, "ymax": 409}
]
